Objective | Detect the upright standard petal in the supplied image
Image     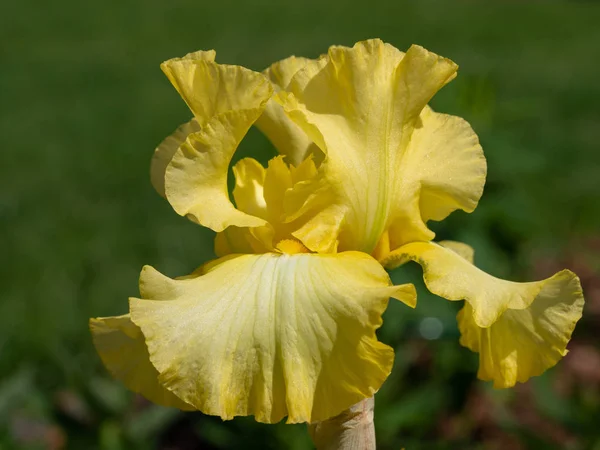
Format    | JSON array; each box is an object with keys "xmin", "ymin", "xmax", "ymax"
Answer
[
  {"xmin": 151, "ymin": 119, "xmax": 200, "ymax": 198},
  {"xmin": 161, "ymin": 53, "xmax": 268, "ymax": 127},
  {"xmin": 256, "ymin": 56, "xmax": 322, "ymax": 166},
  {"xmin": 382, "ymin": 241, "xmax": 584, "ymax": 386},
  {"xmin": 130, "ymin": 252, "xmax": 416, "ymax": 423},
  {"xmin": 161, "ymin": 58, "xmax": 273, "ymax": 231},
  {"xmin": 89, "ymin": 315, "xmax": 193, "ymax": 410},
  {"xmin": 150, "ymin": 50, "xmax": 217, "ymax": 197},
  {"xmin": 277, "ymin": 39, "xmax": 485, "ymax": 254}
]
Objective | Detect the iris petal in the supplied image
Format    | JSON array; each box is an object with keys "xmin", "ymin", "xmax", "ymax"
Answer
[
  {"xmin": 232, "ymin": 158, "xmax": 268, "ymax": 219},
  {"xmin": 161, "ymin": 55, "xmax": 270, "ymax": 128},
  {"xmin": 277, "ymin": 39, "xmax": 485, "ymax": 254},
  {"xmin": 130, "ymin": 252, "xmax": 415, "ymax": 423},
  {"xmin": 160, "ymin": 57, "xmax": 273, "ymax": 231},
  {"xmin": 149, "ymin": 50, "xmax": 216, "ymax": 198},
  {"xmin": 387, "ymin": 107, "xmax": 486, "ymax": 250},
  {"xmin": 215, "ymin": 155, "xmax": 321, "ymax": 256},
  {"xmin": 151, "ymin": 119, "xmax": 200, "ymax": 198},
  {"xmin": 457, "ymin": 272, "xmax": 583, "ymax": 388},
  {"xmin": 89, "ymin": 315, "xmax": 193, "ymax": 410},
  {"xmin": 382, "ymin": 241, "xmax": 584, "ymax": 386},
  {"xmin": 256, "ymin": 56, "xmax": 322, "ymax": 166}
]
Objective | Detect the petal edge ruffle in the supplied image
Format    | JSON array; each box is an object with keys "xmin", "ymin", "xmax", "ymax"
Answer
[
  {"xmin": 160, "ymin": 57, "xmax": 273, "ymax": 231},
  {"xmin": 130, "ymin": 252, "xmax": 415, "ymax": 423},
  {"xmin": 457, "ymin": 270, "xmax": 583, "ymax": 387},
  {"xmin": 382, "ymin": 241, "xmax": 584, "ymax": 387},
  {"xmin": 276, "ymin": 40, "xmax": 483, "ymax": 254},
  {"xmin": 90, "ymin": 315, "xmax": 194, "ymax": 410}
]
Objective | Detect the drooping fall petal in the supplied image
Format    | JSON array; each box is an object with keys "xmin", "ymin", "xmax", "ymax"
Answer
[
  {"xmin": 457, "ymin": 280, "xmax": 583, "ymax": 388},
  {"xmin": 382, "ymin": 241, "xmax": 584, "ymax": 386},
  {"xmin": 437, "ymin": 240, "xmax": 475, "ymax": 263},
  {"xmin": 130, "ymin": 252, "xmax": 416, "ymax": 423},
  {"xmin": 89, "ymin": 315, "xmax": 193, "ymax": 410}
]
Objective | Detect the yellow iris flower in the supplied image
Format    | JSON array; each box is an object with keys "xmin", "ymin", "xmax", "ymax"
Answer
[{"xmin": 90, "ymin": 39, "xmax": 584, "ymax": 424}]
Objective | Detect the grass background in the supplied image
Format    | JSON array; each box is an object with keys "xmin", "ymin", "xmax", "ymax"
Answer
[{"xmin": 1, "ymin": 0, "xmax": 600, "ymax": 448}]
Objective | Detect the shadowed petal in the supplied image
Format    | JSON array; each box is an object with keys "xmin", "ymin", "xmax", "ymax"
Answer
[
  {"xmin": 382, "ymin": 241, "xmax": 584, "ymax": 387},
  {"xmin": 89, "ymin": 315, "xmax": 194, "ymax": 410},
  {"xmin": 256, "ymin": 55, "xmax": 322, "ymax": 166}
]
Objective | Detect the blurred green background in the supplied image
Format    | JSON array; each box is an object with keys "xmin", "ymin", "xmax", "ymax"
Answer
[{"xmin": 2, "ymin": 0, "xmax": 600, "ymax": 448}]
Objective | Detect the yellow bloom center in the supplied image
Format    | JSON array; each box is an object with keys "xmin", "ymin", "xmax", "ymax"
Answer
[{"xmin": 275, "ymin": 239, "xmax": 310, "ymax": 255}]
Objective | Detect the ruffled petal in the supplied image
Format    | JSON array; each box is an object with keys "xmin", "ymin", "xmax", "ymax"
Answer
[
  {"xmin": 130, "ymin": 252, "xmax": 416, "ymax": 423},
  {"xmin": 165, "ymin": 49, "xmax": 216, "ymax": 65},
  {"xmin": 438, "ymin": 240, "xmax": 475, "ymax": 263},
  {"xmin": 277, "ymin": 40, "xmax": 484, "ymax": 254},
  {"xmin": 457, "ymin": 273, "xmax": 584, "ymax": 388},
  {"xmin": 150, "ymin": 119, "xmax": 200, "ymax": 198},
  {"xmin": 149, "ymin": 50, "xmax": 217, "ymax": 198},
  {"xmin": 382, "ymin": 241, "xmax": 581, "ymax": 327},
  {"xmin": 387, "ymin": 107, "xmax": 486, "ymax": 250},
  {"xmin": 232, "ymin": 158, "xmax": 268, "ymax": 219},
  {"xmin": 382, "ymin": 241, "xmax": 584, "ymax": 386},
  {"xmin": 161, "ymin": 60, "xmax": 273, "ymax": 231},
  {"xmin": 411, "ymin": 108, "xmax": 486, "ymax": 223},
  {"xmin": 255, "ymin": 56, "xmax": 322, "ymax": 166},
  {"xmin": 289, "ymin": 155, "xmax": 318, "ymax": 184},
  {"xmin": 161, "ymin": 53, "xmax": 269, "ymax": 127},
  {"xmin": 215, "ymin": 155, "xmax": 321, "ymax": 256},
  {"xmin": 89, "ymin": 315, "xmax": 193, "ymax": 410}
]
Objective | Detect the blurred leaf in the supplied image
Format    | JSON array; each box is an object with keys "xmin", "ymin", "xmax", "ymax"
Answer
[
  {"xmin": 87, "ymin": 377, "xmax": 129, "ymax": 414},
  {"xmin": 100, "ymin": 420, "xmax": 124, "ymax": 450},
  {"xmin": 126, "ymin": 404, "xmax": 180, "ymax": 442}
]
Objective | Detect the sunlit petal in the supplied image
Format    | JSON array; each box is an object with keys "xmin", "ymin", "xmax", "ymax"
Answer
[
  {"xmin": 161, "ymin": 58, "xmax": 273, "ymax": 231},
  {"xmin": 256, "ymin": 56, "xmax": 322, "ymax": 166},
  {"xmin": 215, "ymin": 155, "xmax": 322, "ymax": 256},
  {"xmin": 130, "ymin": 252, "xmax": 415, "ymax": 423},
  {"xmin": 458, "ymin": 273, "xmax": 583, "ymax": 388},
  {"xmin": 387, "ymin": 107, "xmax": 486, "ymax": 250},
  {"xmin": 161, "ymin": 53, "xmax": 268, "ymax": 127},
  {"xmin": 151, "ymin": 119, "xmax": 200, "ymax": 198},
  {"xmin": 382, "ymin": 241, "xmax": 584, "ymax": 386},
  {"xmin": 149, "ymin": 50, "xmax": 217, "ymax": 198},
  {"xmin": 384, "ymin": 241, "xmax": 569, "ymax": 325},
  {"xmin": 277, "ymin": 40, "xmax": 484, "ymax": 254}
]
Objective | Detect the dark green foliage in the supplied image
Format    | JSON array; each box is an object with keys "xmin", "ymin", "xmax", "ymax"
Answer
[{"xmin": 1, "ymin": 0, "xmax": 599, "ymax": 448}]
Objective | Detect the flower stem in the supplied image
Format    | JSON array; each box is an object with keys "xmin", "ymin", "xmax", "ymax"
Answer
[{"xmin": 308, "ymin": 397, "xmax": 375, "ymax": 450}]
